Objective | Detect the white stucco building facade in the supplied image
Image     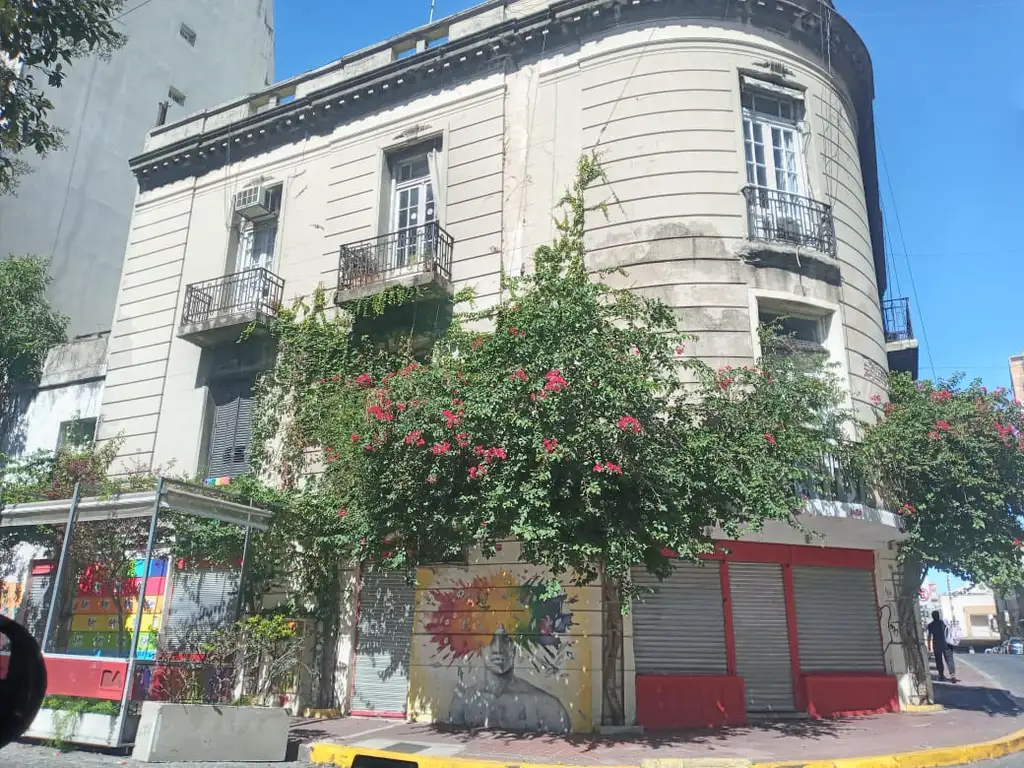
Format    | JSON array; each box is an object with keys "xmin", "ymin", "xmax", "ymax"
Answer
[{"xmin": 93, "ymin": 0, "xmax": 918, "ymax": 727}]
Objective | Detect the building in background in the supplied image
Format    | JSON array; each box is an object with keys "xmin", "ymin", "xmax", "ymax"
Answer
[
  {"xmin": 100, "ymin": 0, "xmax": 911, "ymax": 729},
  {"xmin": 937, "ymin": 584, "xmax": 1000, "ymax": 650},
  {"xmin": 1010, "ymin": 353, "xmax": 1024, "ymax": 403},
  {"xmin": 0, "ymin": 0, "xmax": 275, "ymax": 459}
]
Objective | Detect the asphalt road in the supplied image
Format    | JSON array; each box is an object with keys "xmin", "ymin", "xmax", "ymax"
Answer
[
  {"xmin": 959, "ymin": 653, "xmax": 1024, "ymax": 697},
  {"xmin": 0, "ymin": 742, "xmax": 311, "ymax": 767},
  {"xmin": 951, "ymin": 653, "xmax": 1024, "ymax": 768}
]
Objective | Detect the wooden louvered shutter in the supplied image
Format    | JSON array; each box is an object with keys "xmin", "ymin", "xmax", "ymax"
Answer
[{"xmin": 207, "ymin": 378, "xmax": 255, "ymax": 478}]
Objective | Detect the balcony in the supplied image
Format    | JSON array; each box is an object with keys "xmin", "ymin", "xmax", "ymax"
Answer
[
  {"xmin": 797, "ymin": 448, "xmax": 871, "ymax": 507},
  {"xmin": 882, "ymin": 297, "xmax": 919, "ymax": 379},
  {"xmin": 334, "ymin": 221, "xmax": 454, "ymax": 307},
  {"xmin": 742, "ymin": 186, "xmax": 837, "ymax": 257},
  {"xmin": 179, "ymin": 268, "xmax": 284, "ymax": 347}
]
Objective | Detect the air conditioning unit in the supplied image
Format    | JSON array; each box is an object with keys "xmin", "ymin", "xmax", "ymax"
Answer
[{"xmin": 233, "ymin": 183, "xmax": 279, "ymax": 220}]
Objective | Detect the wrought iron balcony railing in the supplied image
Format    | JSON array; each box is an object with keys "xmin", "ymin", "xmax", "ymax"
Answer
[
  {"xmin": 181, "ymin": 268, "xmax": 284, "ymax": 327},
  {"xmin": 882, "ymin": 297, "xmax": 914, "ymax": 343},
  {"xmin": 337, "ymin": 221, "xmax": 453, "ymax": 292},
  {"xmin": 742, "ymin": 186, "xmax": 837, "ymax": 257},
  {"xmin": 796, "ymin": 447, "xmax": 871, "ymax": 506}
]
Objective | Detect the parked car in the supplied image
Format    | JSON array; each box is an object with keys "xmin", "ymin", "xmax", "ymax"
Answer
[{"xmin": 1007, "ymin": 638, "xmax": 1024, "ymax": 655}]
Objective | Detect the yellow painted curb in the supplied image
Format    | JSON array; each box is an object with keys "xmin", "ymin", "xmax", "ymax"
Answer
[
  {"xmin": 752, "ymin": 726, "xmax": 1024, "ymax": 768},
  {"xmin": 902, "ymin": 703, "xmax": 944, "ymax": 714},
  {"xmin": 309, "ymin": 743, "xmax": 641, "ymax": 767}
]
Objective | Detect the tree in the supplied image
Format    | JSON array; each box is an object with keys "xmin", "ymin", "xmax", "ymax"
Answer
[
  {"xmin": 856, "ymin": 373, "xmax": 1024, "ymax": 698},
  {"xmin": 0, "ymin": 0, "xmax": 126, "ymax": 194},
  {"xmin": 0, "ymin": 256, "xmax": 67, "ymax": 447},
  {"xmin": 254, "ymin": 155, "xmax": 848, "ymax": 722}
]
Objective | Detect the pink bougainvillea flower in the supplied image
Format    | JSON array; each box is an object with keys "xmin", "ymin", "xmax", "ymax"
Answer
[
  {"xmin": 931, "ymin": 390, "xmax": 952, "ymax": 402},
  {"xmin": 405, "ymin": 429, "xmax": 423, "ymax": 446},
  {"xmin": 935, "ymin": 420, "xmax": 951, "ymax": 431},
  {"xmin": 617, "ymin": 416, "xmax": 642, "ymax": 435},
  {"xmin": 442, "ymin": 409, "xmax": 463, "ymax": 428},
  {"xmin": 484, "ymin": 447, "xmax": 507, "ymax": 462},
  {"xmin": 430, "ymin": 441, "xmax": 452, "ymax": 456},
  {"xmin": 471, "ymin": 337, "xmax": 484, "ymax": 348},
  {"xmin": 928, "ymin": 431, "xmax": 942, "ymax": 441},
  {"xmin": 763, "ymin": 433, "xmax": 777, "ymax": 447},
  {"xmin": 510, "ymin": 368, "xmax": 528, "ymax": 382},
  {"xmin": 604, "ymin": 461, "xmax": 623, "ymax": 475},
  {"xmin": 468, "ymin": 466, "xmax": 478, "ymax": 479},
  {"xmin": 350, "ymin": 433, "xmax": 360, "ymax": 443},
  {"xmin": 675, "ymin": 345, "xmax": 685, "ymax": 356},
  {"xmin": 1015, "ymin": 538, "xmax": 1022, "ymax": 548},
  {"xmin": 870, "ymin": 394, "xmax": 883, "ymax": 405},
  {"xmin": 337, "ymin": 508, "xmax": 347, "ymax": 518},
  {"xmin": 718, "ymin": 378, "xmax": 733, "ymax": 391},
  {"xmin": 455, "ymin": 432, "xmax": 470, "ymax": 448},
  {"xmin": 474, "ymin": 445, "xmax": 485, "ymax": 457},
  {"xmin": 542, "ymin": 438, "xmax": 558, "ymax": 453},
  {"xmin": 355, "ymin": 373, "xmax": 373, "ymax": 387},
  {"xmin": 543, "ymin": 369, "xmax": 567, "ymax": 393},
  {"xmin": 899, "ymin": 504, "xmax": 916, "ymax": 516},
  {"xmin": 426, "ymin": 475, "xmax": 439, "ymax": 485},
  {"xmin": 593, "ymin": 462, "xmax": 604, "ymax": 473}
]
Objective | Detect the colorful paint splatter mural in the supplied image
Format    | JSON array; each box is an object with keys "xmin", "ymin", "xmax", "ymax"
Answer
[{"xmin": 408, "ymin": 556, "xmax": 597, "ymax": 733}]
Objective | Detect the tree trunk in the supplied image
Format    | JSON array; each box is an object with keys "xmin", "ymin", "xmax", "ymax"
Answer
[
  {"xmin": 599, "ymin": 565, "xmax": 625, "ymax": 726},
  {"xmin": 896, "ymin": 557, "xmax": 932, "ymax": 705}
]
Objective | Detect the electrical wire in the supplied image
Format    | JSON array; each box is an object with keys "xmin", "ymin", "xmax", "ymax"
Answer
[
  {"xmin": 879, "ymin": 143, "xmax": 937, "ymax": 380},
  {"xmin": 114, "ymin": 0, "xmax": 161, "ymax": 22}
]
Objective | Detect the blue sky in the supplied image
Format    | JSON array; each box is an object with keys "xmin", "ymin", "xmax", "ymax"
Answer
[{"xmin": 275, "ymin": 0, "xmax": 1024, "ymax": 593}]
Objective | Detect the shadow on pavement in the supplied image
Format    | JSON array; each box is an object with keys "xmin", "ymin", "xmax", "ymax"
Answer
[
  {"xmin": 933, "ymin": 680, "xmax": 1024, "ymax": 716},
  {"xmin": 420, "ymin": 716, "xmax": 846, "ymax": 753}
]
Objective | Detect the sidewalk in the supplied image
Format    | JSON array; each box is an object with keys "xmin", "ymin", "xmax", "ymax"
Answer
[{"xmin": 300, "ymin": 660, "xmax": 1024, "ymax": 766}]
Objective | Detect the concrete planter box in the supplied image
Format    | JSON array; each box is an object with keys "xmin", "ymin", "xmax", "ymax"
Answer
[
  {"xmin": 25, "ymin": 708, "xmax": 139, "ymax": 747},
  {"xmin": 131, "ymin": 702, "xmax": 289, "ymax": 762}
]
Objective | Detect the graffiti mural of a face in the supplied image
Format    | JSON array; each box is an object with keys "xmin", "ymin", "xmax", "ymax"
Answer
[{"xmin": 483, "ymin": 625, "xmax": 515, "ymax": 676}]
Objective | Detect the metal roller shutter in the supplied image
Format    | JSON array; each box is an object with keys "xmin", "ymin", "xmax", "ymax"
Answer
[
  {"xmin": 352, "ymin": 570, "xmax": 415, "ymax": 715},
  {"xmin": 163, "ymin": 567, "xmax": 241, "ymax": 652},
  {"xmin": 793, "ymin": 566, "xmax": 884, "ymax": 672},
  {"xmin": 729, "ymin": 562, "xmax": 795, "ymax": 712},
  {"xmin": 207, "ymin": 378, "xmax": 255, "ymax": 478},
  {"xmin": 632, "ymin": 562, "xmax": 727, "ymax": 674},
  {"xmin": 21, "ymin": 567, "xmax": 53, "ymax": 644}
]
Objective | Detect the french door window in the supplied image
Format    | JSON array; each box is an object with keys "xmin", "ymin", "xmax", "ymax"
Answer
[
  {"xmin": 392, "ymin": 154, "xmax": 436, "ymax": 268},
  {"xmin": 742, "ymin": 91, "xmax": 804, "ymax": 195}
]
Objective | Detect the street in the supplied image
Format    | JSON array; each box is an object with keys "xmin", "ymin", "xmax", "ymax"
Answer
[
  {"xmin": 956, "ymin": 653, "xmax": 1024, "ymax": 698},
  {"xmin": 0, "ymin": 742, "xmax": 307, "ymax": 768}
]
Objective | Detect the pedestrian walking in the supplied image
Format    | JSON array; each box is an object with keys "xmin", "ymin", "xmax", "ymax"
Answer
[{"xmin": 927, "ymin": 610, "xmax": 960, "ymax": 683}]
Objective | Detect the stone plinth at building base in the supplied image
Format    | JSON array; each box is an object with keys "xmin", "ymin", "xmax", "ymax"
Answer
[{"xmin": 131, "ymin": 702, "xmax": 289, "ymax": 762}]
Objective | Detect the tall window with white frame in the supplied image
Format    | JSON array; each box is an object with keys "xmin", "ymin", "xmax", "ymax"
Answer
[
  {"xmin": 388, "ymin": 148, "xmax": 438, "ymax": 271},
  {"xmin": 741, "ymin": 86, "xmax": 830, "ymax": 254},
  {"xmin": 231, "ymin": 183, "xmax": 282, "ymax": 312}
]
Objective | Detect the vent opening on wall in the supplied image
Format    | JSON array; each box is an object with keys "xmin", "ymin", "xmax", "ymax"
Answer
[{"xmin": 179, "ymin": 23, "xmax": 197, "ymax": 46}]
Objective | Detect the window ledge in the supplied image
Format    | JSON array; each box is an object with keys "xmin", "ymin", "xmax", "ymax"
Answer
[{"xmin": 735, "ymin": 241, "xmax": 841, "ymax": 286}]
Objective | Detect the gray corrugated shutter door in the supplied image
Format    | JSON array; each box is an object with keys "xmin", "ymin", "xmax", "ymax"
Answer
[
  {"xmin": 207, "ymin": 379, "xmax": 254, "ymax": 478},
  {"xmin": 730, "ymin": 562, "xmax": 795, "ymax": 712},
  {"xmin": 631, "ymin": 562, "xmax": 726, "ymax": 674},
  {"xmin": 163, "ymin": 567, "xmax": 240, "ymax": 651},
  {"xmin": 794, "ymin": 566, "xmax": 883, "ymax": 672},
  {"xmin": 352, "ymin": 570, "xmax": 415, "ymax": 715}
]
